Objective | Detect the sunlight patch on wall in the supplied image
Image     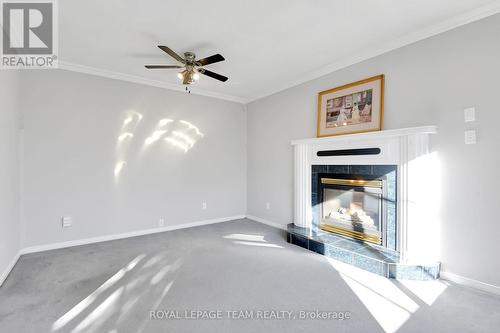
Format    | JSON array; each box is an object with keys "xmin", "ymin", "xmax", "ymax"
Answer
[
  {"xmin": 114, "ymin": 115, "xmax": 205, "ymax": 181},
  {"xmin": 158, "ymin": 118, "xmax": 174, "ymax": 127},
  {"xmin": 406, "ymin": 151, "xmax": 441, "ymax": 262},
  {"xmin": 117, "ymin": 132, "xmax": 134, "ymax": 143},
  {"xmin": 114, "ymin": 161, "xmax": 126, "ymax": 178},
  {"xmin": 143, "ymin": 118, "xmax": 173, "ymax": 147},
  {"xmin": 114, "ymin": 111, "xmax": 143, "ymax": 183},
  {"xmin": 172, "ymin": 131, "xmax": 195, "ymax": 148},
  {"xmin": 123, "ymin": 117, "xmax": 133, "ymax": 127},
  {"xmin": 164, "ymin": 136, "xmax": 190, "ymax": 153},
  {"xmin": 180, "ymin": 120, "xmax": 204, "ymax": 137},
  {"xmin": 145, "ymin": 130, "xmax": 167, "ymax": 146},
  {"xmin": 162, "ymin": 120, "xmax": 203, "ymax": 152},
  {"xmin": 122, "ymin": 112, "xmax": 143, "ymax": 128}
]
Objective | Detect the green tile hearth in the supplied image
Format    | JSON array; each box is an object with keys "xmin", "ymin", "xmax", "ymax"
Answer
[{"xmin": 287, "ymin": 223, "xmax": 440, "ymax": 280}]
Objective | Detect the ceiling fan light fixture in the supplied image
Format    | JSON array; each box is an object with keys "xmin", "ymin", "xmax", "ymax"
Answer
[
  {"xmin": 182, "ymin": 71, "xmax": 195, "ymax": 85},
  {"xmin": 145, "ymin": 46, "xmax": 228, "ymax": 85}
]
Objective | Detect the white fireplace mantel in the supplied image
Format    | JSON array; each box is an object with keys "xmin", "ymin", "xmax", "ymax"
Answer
[{"xmin": 291, "ymin": 126, "xmax": 438, "ymax": 262}]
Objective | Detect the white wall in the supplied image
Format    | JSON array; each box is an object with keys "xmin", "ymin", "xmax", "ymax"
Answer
[
  {"xmin": 20, "ymin": 70, "xmax": 246, "ymax": 247},
  {"xmin": 247, "ymin": 14, "xmax": 500, "ymax": 286},
  {"xmin": 0, "ymin": 71, "xmax": 21, "ymax": 282}
]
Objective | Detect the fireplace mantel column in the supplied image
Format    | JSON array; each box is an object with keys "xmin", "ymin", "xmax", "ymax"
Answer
[{"xmin": 293, "ymin": 143, "xmax": 312, "ymax": 228}]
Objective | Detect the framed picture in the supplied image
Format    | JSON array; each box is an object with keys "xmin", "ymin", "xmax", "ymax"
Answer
[{"xmin": 317, "ymin": 75, "xmax": 384, "ymax": 137}]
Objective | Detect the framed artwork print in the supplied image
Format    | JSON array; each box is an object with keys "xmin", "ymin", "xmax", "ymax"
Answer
[{"xmin": 317, "ymin": 74, "xmax": 384, "ymax": 137}]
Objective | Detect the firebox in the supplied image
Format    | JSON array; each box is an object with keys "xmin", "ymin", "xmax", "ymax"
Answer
[{"xmin": 318, "ymin": 173, "xmax": 387, "ymax": 246}]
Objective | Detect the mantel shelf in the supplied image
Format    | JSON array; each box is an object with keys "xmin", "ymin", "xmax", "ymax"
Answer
[{"xmin": 291, "ymin": 126, "xmax": 437, "ymax": 146}]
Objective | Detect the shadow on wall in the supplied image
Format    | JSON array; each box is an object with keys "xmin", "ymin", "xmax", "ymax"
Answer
[{"xmin": 114, "ymin": 111, "xmax": 205, "ymax": 182}]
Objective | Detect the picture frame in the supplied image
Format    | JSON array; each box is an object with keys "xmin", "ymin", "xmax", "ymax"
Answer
[{"xmin": 317, "ymin": 75, "xmax": 384, "ymax": 137}]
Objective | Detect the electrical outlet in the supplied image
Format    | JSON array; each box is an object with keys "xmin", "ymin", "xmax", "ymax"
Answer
[
  {"xmin": 62, "ymin": 216, "xmax": 72, "ymax": 228},
  {"xmin": 202, "ymin": 202, "xmax": 207, "ymax": 210},
  {"xmin": 158, "ymin": 218, "xmax": 165, "ymax": 227},
  {"xmin": 465, "ymin": 130, "xmax": 476, "ymax": 144},
  {"xmin": 266, "ymin": 202, "xmax": 271, "ymax": 210}
]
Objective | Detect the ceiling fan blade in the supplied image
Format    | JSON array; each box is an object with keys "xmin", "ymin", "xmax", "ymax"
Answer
[
  {"xmin": 196, "ymin": 54, "xmax": 225, "ymax": 66},
  {"xmin": 199, "ymin": 68, "xmax": 228, "ymax": 82},
  {"xmin": 157, "ymin": 45, "xmax": 185, "ymax": 63},
  {"xmin": 145, "ymin": 65, "xmax": 183, "ymax": 69}
]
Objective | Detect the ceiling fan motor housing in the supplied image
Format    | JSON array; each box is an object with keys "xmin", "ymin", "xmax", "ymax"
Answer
[{"xmin": 184, "ymin": 52, "xmax": 196, "ymax": 62}]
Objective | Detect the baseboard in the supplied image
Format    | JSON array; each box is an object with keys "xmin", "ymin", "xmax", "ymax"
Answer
[
  {"xmin": 245, "ymin": 215, "xmax": 287, "ymax": 230},
  {"xmin": 20, "ymin": 215, "xmax": 245, "ymax": 255},
  {"xmin": 0, "ymin": 252, "xmax": 21, "ymax": 287},
  {"xmin": 245, "ymin": 215, "xmax": 500, "ymax": 296},
  {"xmin": 6, "ymin": 215, "xmax": 500, "ymax": 297},
  {"xmin": 440, "ymin": 271, "xmax": 500, "ymax": 296}
]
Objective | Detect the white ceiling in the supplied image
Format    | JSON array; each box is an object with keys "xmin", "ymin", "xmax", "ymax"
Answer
[{"xmin": 59, "ymin": 0, "xmax": 500, "ymax": 103}]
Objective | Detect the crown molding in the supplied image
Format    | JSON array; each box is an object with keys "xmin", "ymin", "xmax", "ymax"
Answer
[
  {"xmin": 57, "ymin": 2, "xmax": 500, "ymax": 106},
  {"xmin": 58, "ymin": 61, "xmax": 247, "ymax": 104},
  {"xmin": 246, "ymin": 1, "xmax": 500, "ymax": 103}
]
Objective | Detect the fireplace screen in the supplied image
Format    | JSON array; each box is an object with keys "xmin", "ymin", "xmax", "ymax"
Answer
[{"xmin": 319, "ymin": 177, "xmax": 385, "ymax": 245}]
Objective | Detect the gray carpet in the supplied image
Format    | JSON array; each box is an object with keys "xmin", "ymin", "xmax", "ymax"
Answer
[{"xmin": 0, "ymin": 219, "xmax": 499, "ymax": 333}]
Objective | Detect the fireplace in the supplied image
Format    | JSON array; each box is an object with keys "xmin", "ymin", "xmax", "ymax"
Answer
[
  {"xmin": 290, "ymin": 127, "xmax": 441, "ymax": 279},
  {"xmin": 318, "ymin": 174, "xmax": 386, "ymax": 245},
  {"xmin": 311, "ymin": 165, "xmax": 397, "ymax": 251}
]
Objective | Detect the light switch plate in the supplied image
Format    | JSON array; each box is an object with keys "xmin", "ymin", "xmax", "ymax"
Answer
[
  {"xmin": 465, "ymin": 130, "xmax": 476, "ymax": 144},
  {"xmin": 464, "ymin": 107, "xmax": 475, "ymax": 122}
]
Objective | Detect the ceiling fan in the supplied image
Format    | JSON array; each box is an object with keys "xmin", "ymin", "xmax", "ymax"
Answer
[{"xmin": 145, "ymin": 45, "xmax": 228, "ymax": 85}]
